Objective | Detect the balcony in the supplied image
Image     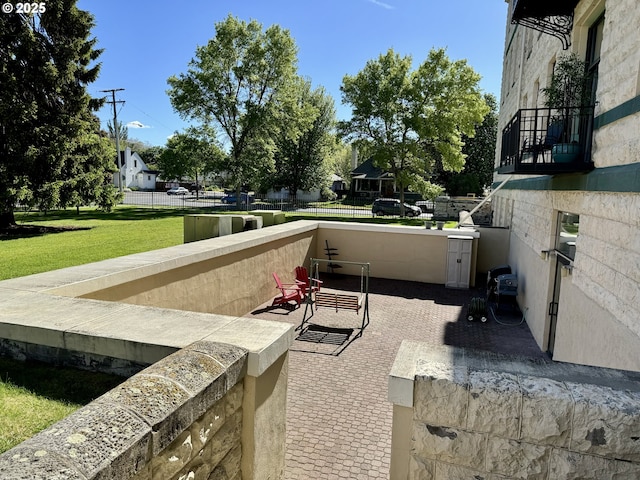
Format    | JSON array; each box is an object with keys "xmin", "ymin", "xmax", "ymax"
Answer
[
  {"xmin": 498, "ymin": 106, "xmax": 595, "ymax": 175},
  {"xmin": 511, "ymin": 0, "xmax": 579, "ymax": 48},
  {"xmin": 512, "ymin": 0, "xmax": 579, "ymax": 21}
]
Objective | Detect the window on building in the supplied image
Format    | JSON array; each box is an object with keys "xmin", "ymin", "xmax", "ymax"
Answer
[
  {"xmin": 134, "ymin": 159, "xmax": 137, "ymax": 168},
  {"xmin": 586, "ymin": 14, "xmax": 604, "ymax": 105},
  {"xmin": 555, "ymin": 212, "xmax": 579, "ymax": 260},
  {"xmin": 359, "ymin": 179, "xmax": 380, "ymax": 192}
]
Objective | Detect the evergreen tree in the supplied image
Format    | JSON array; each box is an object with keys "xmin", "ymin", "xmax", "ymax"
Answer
[{"xmin": 0, "ymin": 0, "xmax": 118, "ymax": 227}]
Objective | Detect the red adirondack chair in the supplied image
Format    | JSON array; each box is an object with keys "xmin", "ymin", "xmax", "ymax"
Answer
[
  {"xmin": 294, "ymin": 266, "xmax": 323, "ymax": 296},
  {"xmin": 271, "ymin": 272, "xmax": 303, "ymax": 307}
]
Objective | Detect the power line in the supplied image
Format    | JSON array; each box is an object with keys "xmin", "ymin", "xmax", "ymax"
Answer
[{"xmin": 101, "ymin": 88, "xmax": 125, "ymax": 193}]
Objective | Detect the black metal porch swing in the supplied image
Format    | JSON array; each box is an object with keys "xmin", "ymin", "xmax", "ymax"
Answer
[{"xmin": 296, "ymin": 258, "xmax": 370, "ymax": 338}]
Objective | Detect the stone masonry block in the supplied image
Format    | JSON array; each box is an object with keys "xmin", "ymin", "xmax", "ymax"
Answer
[
  {"xmin": 190, "ymin": 400, "xmax": 227, "ymax": 455},
  {"xmin": 208, "ymin": 444, "xmax": 242, "ymax": 480},
  {"xmin": 96, "ymin": 373, "xmax": 192, "ymax": 456},
  {"xmin": 485, "ymin": 437, "xmax": 549, "ymax": 479},
  {"xmin": 168, "ymin": 456, "xmax": 210, "ymax": 480},
  {"xmin": 158, "ymin": 411, "xmax": 242, "ymax": 480},
  {"xmin": 567, "ymin": 382, "xmax": 640, "ymax": 462},
  {"xmin": 519, "ymin": 376, "xmax": 573, "ymax": 448},
  {"xmin": 129, "ymin": 459, "xmax": 152, "ymax": 480},
  {"xmin": 150, "ymin": 428, "xmax": 194, "ymax": 480},
  {"xmin": 185, "ymin": 340, "xmax": 248, "ymax": 391},
  {"xmin": 201, "ymin": 410, "xmax": 243, "ymax": 471},
  {"xmin": 467, "ymin": 370, "xmax": 521, "ymax": 438},
  {"xmin": 0, "ymin": 445, "xmax": 86, "ymax": 480},
  {"xmin": 11, "ymin": 403, "xmax": 151, "ymax": 480},
  {"xmin": 414, "ymin": 360, "xmax": 469, "ymax": 429},
  {"xmin": 411, "ymin": 423, "xmax": 487, "ymax": 471},
  {"xmin": 433, "ymin": 462, "xmax": 488, "ymax": 480},
  {"xmin": 549, "ymin": 448, "xmax": 640, "ymax": 479},
  {"xmin": 408, "ymin": 454, "xmax": 435, "ymax": 480},
  {"xmin": 142, "ymin": 350, "xmax": 227, "ymax": 424},
  {"xmin": 223, "ymin": 382, "xmax": 244, "ymax": 418}
]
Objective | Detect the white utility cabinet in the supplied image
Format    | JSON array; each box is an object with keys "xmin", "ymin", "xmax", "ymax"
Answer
[{"xmin": 446, "ymin": 235, "xmax": 473, "ymax": 289}]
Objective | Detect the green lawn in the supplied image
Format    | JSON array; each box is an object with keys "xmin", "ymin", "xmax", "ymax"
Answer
[
  {"xmin": 0, "ymin": 357, "xmax": 124, "ymax": 453},
  {"xmin": 2, "ymin": 206, "xmax": 445, "ymax": 280},
  {"xmin": 1, "ymin": 207, "xmax": 188, "ymax": 280}
]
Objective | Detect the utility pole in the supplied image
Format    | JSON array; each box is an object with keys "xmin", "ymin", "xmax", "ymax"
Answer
[{"xmin": 101, "ymin": 89, "xmax": 125, "ymax": 192}]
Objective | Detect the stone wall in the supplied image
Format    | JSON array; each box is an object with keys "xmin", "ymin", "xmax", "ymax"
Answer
[
  {"xmin": 389, "ymin": 343, "xmax": 640, "ymax": 479},
  {"xmin": 0, "ymin": 340, "xmax": 248, "ymax": 480},
  {"xmin": 491, "ymin": 187, "xmax": 640, "ymax": 371}
]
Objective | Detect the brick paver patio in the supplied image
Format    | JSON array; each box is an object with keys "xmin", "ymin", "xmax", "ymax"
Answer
[{"xmin": 248, "ymin": 275, "xmax": 548, "ymax": 479}]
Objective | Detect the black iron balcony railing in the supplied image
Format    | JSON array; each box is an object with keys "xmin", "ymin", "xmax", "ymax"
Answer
[
  {"xmin": 512, "ymin": 0, "xmax": 578, "ymax": 21},
  {"xmin": 511, "ymin": 0, "xmax": 579, "ymax": 49},
  {"xmin": 498, "ymin": 106, "xmax": 595, "ymax": 175}
]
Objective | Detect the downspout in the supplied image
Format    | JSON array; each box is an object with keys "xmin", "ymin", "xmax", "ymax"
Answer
[{"xmin": 457, "ymin": 175, "xmax": 513, "ymax": 228}]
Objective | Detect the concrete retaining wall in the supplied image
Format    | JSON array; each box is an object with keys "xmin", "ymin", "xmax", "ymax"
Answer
[
  {"xmin": 66, "ymin": 222, "xmax": 317, "ymax": 317},
  {"xmin": 0, "ymin": 223, "xmax": 305, "ymax": 479},
  {"xmin": 315, "ymin": 222, "xmax": 480, "ymax": 286},
  {"xmin": 0, "ymin": 341, "xmax": 248, "ymax": 480},
  {"xmin": 388, "ymin": 342, "xmax": 640, "ymax": 479}
]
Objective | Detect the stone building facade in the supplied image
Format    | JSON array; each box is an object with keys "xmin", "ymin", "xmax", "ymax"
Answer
[{"xmin": 493, "ymin": 0, "xmax": 640, "ymax": 372}]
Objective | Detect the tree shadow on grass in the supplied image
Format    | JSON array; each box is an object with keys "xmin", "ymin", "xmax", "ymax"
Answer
[
  {"xmin": 15, "ymin": 206, "xmax": 206, "ymax": 224},
  {"xmin": 0, "ymin": 357, "xmax": 125, "ymax": 405},
  {"xmin": 0, "ymin": 224, "xmax": 92, "ymax": 241}
]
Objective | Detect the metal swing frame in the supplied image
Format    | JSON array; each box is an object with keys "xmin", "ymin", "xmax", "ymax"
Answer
[{"xmin": 297, "ymin": 258, "xmax": 370, "ymax": 337}]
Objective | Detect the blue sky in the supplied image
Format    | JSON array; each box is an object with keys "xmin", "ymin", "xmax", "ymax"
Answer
[{"xmin": 77, "ymin": 0, "xmax": 508, "ymax": 147}]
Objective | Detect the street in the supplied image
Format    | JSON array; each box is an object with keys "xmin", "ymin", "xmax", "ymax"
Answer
[{"xmin": 121, "ymin": 191, "xmax": 432, "ymax": 219}]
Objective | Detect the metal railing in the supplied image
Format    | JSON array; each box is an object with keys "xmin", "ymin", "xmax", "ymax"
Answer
[
  {"xmin": 119, "ymin": 191, "xmax": 434, "ymax": 219},
  {"xmin": 499, "ymin": 106, "xmax": 594, "ymax": 174}
]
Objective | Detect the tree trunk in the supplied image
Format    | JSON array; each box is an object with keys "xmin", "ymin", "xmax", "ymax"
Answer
[
  {"xmin": 0, "ymin": 209, "xmax": 16, "ymax": 229},
  {"xmin": 235, "ymin": 184, "xmax": 242, "ymax": 211}
]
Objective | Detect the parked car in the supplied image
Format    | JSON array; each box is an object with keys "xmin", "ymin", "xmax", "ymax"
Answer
[
  {"xmin": 189, "ymin": 184, "xmax": 204, "ymax": 193},
  {"xmin": 372, "ymin": 198, "xmax": 422, "ymax": 217},
  {"xmin": 167, "ymin": 187, "xmax": 189, "ymax": 195},
  {"xmin": 415, "ymin": 200, "xmax": 435, "ymax": 214},
  {"xmin": 221, "ymin": 192, "xmax": 254, "ymax": 204}
]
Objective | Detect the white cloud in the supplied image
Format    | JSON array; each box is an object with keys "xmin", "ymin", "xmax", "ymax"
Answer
[
  {"xmin": 368, "ymin": 0, "xmax": 394, "ymax": 9},
  {"xmin": 126, "ymin": 120, "xmax": 151, "ymax": 129}
]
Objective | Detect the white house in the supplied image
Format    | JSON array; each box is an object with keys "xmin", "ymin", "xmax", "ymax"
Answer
[{"xmin": 113, "ymin": 147, "xmax": 158, "ymax": 190}]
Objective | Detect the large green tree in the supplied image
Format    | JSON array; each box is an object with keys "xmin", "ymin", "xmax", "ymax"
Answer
[
  {"xmin": 270, "ymin": 79, "xmax": 336, "ymax": 199},
  {"xmin": 158, "ymin": 127, "xmax": 224, "ymax": 197},
  {"xmin": 0, "ymin": 0, "xmax": 119, "ymax": 227},
  {"xmin": 167, "ymin": 14, "xmax": 298, "ymax": 208},
  {"xmin": 136, "ymin": 145, "xmax": 165, "ymax": 171},
  {"xmin": 339, "ymin": 48, "xmax": 489, "ymax": 213},
  {"xmin": 434, "ymin": 93, "xmax": 498, "ymax": 196}
]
